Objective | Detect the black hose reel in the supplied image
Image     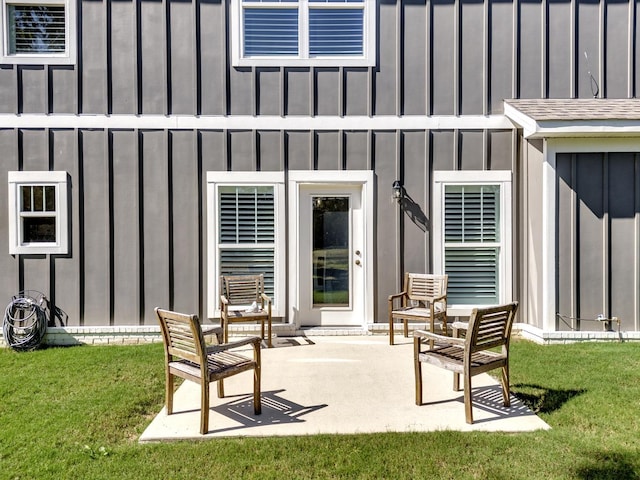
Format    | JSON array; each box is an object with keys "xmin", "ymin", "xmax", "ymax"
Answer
[{"xmin": 3, "ymin": 291, "xmax": 49, "ymax": 351}]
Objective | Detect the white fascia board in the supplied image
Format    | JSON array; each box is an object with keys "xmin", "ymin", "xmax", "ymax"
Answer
[
  {"xmin": 503, "ymin": 102, "xmax": 538, "ymax": 138},
  {"xmin": 503, "ymin": 102, "xmax": 640, "ymax": 138},
  {"xmin": 531, "ymin": 120, "xmax": 640, "ymax": 138},
  {"xmin": 0, "ymin": 114, "xmax": 514, "ymax": 131}
]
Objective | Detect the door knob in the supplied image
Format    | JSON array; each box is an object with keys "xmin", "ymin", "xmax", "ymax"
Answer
[{"xmin": 355, "ymin": 259, "xmax": 361, "ymax": 266}]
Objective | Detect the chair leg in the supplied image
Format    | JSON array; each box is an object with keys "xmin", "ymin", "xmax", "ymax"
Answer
[
  {"xmin": 260, "ymin": 320, "xmax": 265, "ymax": 344},
  {"xmin": 453, "ymin": 372, "xmax": 460, "ymax": 392},
  {"xmin": 165, "ymin": 371, "xmax": 174, "ymax": 415},
  {"xmin": 501, "ymin": 364, "xmax": 511, "ymax": 407},
  {"xmin": 404, "ymin": 319, "xmax": 409, "ymax": 338},
  {"xmin": 464, "ymin": 374, "xmax": 473, "ymax": 424},
  {"xmin": 414, "ymin": 337, "xmax": 423, "ymax": 405},
  {"xmin": 217, "ymin": 378, "xmax": 225, "ymax": 398},
  {"xmin": 254, "ymin": 344, "xmax": 262, "ymax": 414},
  {"xmin": 222, "ymin": 317, "xmax": 229, "ymax": 344},
  {"xmin": 200, "ymin": 380, "xmax": 210, "ymax": 435},
  {"xmin": 267, "ymin": 319, "xmax": 273, "ymax": 348}
]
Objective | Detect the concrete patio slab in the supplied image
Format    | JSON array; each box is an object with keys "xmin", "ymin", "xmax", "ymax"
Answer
[{"xmin": 139, "ymin": 335, "xmax": 550, "ymax": 442}]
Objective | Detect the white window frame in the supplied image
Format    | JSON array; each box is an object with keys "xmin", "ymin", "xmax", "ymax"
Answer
[
  {"xmin": 433, "ymin": 170, "xmax": 512, "ymax": 316},
  {"xmin": 8, "ymin": 171, "xmax": 69, "ymax": 255},
  {"xmin": 231, "ymin": 0, "xmax": 376, "ymax": 67},
  {"xmin": 206, "ymin": 171, "xmax": 286, "ymax": 319},
  {"xmin": 1, "ymin": 0, "xmax": 76, "ymax": 64}
]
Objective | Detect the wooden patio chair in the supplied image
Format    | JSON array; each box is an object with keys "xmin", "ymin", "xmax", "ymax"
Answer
[
  {"xmin": 413, "ymin": 301, "xmax": 518, "ymax": 424},
  {"xmin": 220, "ymin": 274, "xmax": 273, "ymax": 347},
  {"xmin": 388, "ymin": 273, "xmax": 448, "ymax": 345},
  {"xmin": 155, "ymin": 307, "xmax": 262, "ymax": 435}
]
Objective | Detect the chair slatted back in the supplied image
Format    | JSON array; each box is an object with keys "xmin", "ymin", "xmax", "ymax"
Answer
[
  {"xmin": 221, "ymin": 274, "xmax": 264, "ymax": 306},
  {"xmin": 466, "ymin": 302, "xmax": 518, "ymax": 354},
  {"xmin": 157, "ymin": 308, "xmax": 206, "ymax": 366},
  {"xmin": 405, "ymin": 273, "xmax": 447, "ymax": 302}
]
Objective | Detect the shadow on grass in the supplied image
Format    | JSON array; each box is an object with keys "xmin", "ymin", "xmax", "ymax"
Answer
[
  {"xmin": 574, "ymin": 451, "xmax": 640, "ymax": 479},
  {"xmin": 512, "ymin": 383, "xmax": 585, "ymax": 414}
]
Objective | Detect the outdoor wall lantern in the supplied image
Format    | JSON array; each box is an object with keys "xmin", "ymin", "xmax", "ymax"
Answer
[{"xmin": 392, "ymin": 180, "xmax": 403, "ymax": 201}]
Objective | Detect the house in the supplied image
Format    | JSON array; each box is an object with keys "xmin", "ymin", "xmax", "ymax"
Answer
[{"xmin": 1, "ymin": 0, "xmax": 639, "ymax": 345}]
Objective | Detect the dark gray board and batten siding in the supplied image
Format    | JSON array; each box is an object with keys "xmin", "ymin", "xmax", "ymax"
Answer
[{"xmin": 1, "ymin": 0, "xmax": 639, "ymax": 328}]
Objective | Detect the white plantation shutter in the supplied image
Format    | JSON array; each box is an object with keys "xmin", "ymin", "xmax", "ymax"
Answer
[
  {"xmin": 443, "ymin": 185, "xmax": 500, "ymax": 305},
  {"xmin": 218, "ymin": 186, "xmax": 275, "ymax": 296}
]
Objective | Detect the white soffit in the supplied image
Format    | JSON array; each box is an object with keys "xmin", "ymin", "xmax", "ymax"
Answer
[{"xmin": 504, "ymin": 99, "xmax": 640, "ymax": 138}]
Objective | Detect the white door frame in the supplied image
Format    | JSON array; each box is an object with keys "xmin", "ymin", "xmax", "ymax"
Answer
[{"xmin": 288, "ymin": 170, "xmax": 374, "ymax": 329}]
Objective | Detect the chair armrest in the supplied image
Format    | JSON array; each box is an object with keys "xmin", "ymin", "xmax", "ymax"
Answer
[
  {"xmin": 206, "ymin": 335, "xmax": 262, "ymax": 354},
  {"xmin": 451, "ymin": 321, "xmax": 468, "ymax": 330},
  {"xmin": 201, "ymin": 325, "xmax": 223, "ymax": 344},
  {"xmin": 261, "ymin": 293, "xmax": 272, "ymax": 305},
  {"xmin": 432, "ymin": 294, "xmax": 447, "ymax": 303},
  {"xmin": 220, "ymin": 296, "xmax": 229, "ymax": 314},
  {"xmin": 413, "ymin": 329, "xmax": 465, "ymax": 346},
  {"xmin": 388, "ymin": 291, "xmax": 407, "ymax": 302},
  {"xmin": 202, "ymin": 325, "xmax": 223, "ymax": 335},
  {"xmin": 452, "ymin": 321, "xmax": 468, "ymax": 339}
]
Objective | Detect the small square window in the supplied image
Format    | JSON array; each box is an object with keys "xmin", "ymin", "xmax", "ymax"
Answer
[
  {"xmin": 1, "ymin": 0, "xmax": 76, "ymax": 64},
  {"xmin": 8, "ymin": 171, "xmax": 69, "ymax": 255}
]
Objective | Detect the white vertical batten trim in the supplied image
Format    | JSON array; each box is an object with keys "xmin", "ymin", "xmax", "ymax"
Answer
[{"xmin": 629, "ymin": 0, "xmax": 636, "ymax": 98}]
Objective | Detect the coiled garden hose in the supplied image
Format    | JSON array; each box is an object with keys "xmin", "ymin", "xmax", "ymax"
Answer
[{"xmin": 3, "ymin": 291, "xmax": 49, "ymax": 351}]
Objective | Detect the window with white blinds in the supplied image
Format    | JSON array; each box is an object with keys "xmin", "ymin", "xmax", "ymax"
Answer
[
  {"xmin": 1, "ymin": 0, "xmax": 75, "ymax": 64},
  {"xmin": 207, "ymin": 173, "xmax": 285, "ymax": 318},
  {"xmin": 444, "ymin": 185, "xmax": 500, "ymax": 305},
  {"xmin": 433, "ymin": 171, "xmax": 512, "ymax": 311},
  {"xmin": 218, "ymin": 186, "xmax": 276, "ymax": 296},
  {"xmin": 233, "ymin": 0, "xmax": 375, "ymax": 66}
]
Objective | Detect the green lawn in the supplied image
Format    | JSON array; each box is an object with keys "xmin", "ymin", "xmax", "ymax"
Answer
[{"xmin": 1, "ymin": 340, "xmax": 639, "ymax": 479}]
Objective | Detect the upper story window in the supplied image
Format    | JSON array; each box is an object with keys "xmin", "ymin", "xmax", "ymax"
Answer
[
  {"xmin": 8, "ymin": 171, "xmax": 69, "ymax": 255},
  {"xmin": 1, "ymin": 0, "xmax": 76, "ymax": 64},
  {"xmin": 231, "ymin": 0, "xmax": 376, "ymax": 67}
]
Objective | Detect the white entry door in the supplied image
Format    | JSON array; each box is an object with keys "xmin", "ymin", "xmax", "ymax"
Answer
[{"xmin": 289, "ymin": 171, "xmax": 373, "ymax": 328}]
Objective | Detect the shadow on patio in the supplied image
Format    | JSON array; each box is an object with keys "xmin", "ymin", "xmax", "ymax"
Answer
[{"xmin": 140, "ymin": 335, "xmax": 550, "ymax": 442}]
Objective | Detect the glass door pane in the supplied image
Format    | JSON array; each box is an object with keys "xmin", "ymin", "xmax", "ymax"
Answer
[{"xmin": 312, "ymin": 196, "xmax": 350, "ymax": 306}]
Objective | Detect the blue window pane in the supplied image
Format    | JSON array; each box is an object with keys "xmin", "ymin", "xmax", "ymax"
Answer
[
  {"xmin": 309, "ymin": 9, "xmax": 363, "ymax": 55},
  {"xmin": 244, "ymin": 8, "xmax": 298, "ymax": 56}
]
